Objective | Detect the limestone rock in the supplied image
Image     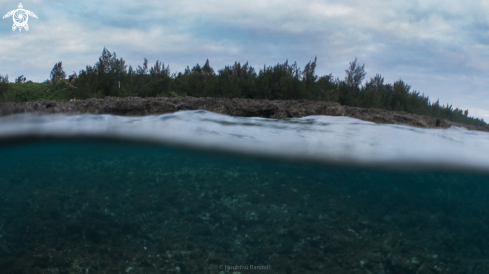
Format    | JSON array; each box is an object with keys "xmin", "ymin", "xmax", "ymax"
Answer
[{"xmin": 1, "ymin": 96, "xmax": 487, "ymax": 132}]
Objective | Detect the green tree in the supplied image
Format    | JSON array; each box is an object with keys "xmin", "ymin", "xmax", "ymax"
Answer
[
  {"xmin": 344, "ymin": 58, "xmax": 366, "ymax": 89},
  {"xmin": 217, "ymin": 62, "xmax": 257, "ymax": 98},
  {"xmin": 302, "ymin": 57, "xmax": 318, "ymax": 98},
  {"xmin": 15, "ymin": 75, "xmax": 26, "ymax": 84},
  {"xmin": 50, "ymin": 61, "xmax": 66, "ymax": 81},
  {"xmin": 256, "ymin": 60, "xmax": 304, "ymax": 100},
  {"xmin": 0, "ymin": 74, "xmax": 9, "ymax": 102}
]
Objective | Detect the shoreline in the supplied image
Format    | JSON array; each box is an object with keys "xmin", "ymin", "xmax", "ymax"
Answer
[{"xmin": 1, "ymin": 96, "xmax": 488, "ymax": 132}]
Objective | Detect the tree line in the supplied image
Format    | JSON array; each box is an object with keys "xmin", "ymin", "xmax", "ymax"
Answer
[{"xmin": 0, "ymin": 47, "xmax": 485, "ymax": 126}]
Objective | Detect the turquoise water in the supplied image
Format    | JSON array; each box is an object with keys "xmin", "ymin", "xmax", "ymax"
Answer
[{"xmin": 1, "ymin": 112, "xmax": 489, "ymax": 273}]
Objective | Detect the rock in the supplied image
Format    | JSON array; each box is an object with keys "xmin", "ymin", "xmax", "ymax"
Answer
[{"xmin": 0, "ymin": 96, "xmax": 487, "ymax": 132}]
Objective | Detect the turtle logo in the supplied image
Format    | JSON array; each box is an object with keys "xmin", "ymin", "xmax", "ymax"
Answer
[{"xmin": 3, "ymin": 3, "xmax": 38, "ymax": 32}]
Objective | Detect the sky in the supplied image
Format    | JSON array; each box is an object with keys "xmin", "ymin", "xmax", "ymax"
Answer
[{"xmin": 1, "ymin": 0, "xmax": 489, "ymax": 119}]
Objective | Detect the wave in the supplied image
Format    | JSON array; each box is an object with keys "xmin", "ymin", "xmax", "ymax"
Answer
[{"xmin": 1, "ymin": 110, "xmax": 489, "ymax": 171}]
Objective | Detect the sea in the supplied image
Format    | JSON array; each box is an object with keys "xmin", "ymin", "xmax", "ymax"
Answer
[{"xmin": 0, "ymin": 110, "xmax": 488, "ymax": 273}]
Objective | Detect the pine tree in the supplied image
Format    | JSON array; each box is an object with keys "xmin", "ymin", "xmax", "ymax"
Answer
[
  {"xmin": 50, "ymin": 61, "xmax": 66, "ymax": 81},
  {"xmin": 202, "ymin": 59, "xmax": 214, "ymax": 75},
  {"xmin": 345, "ymin": 58, "xmax": 366, "ymax": 89},
  {"xmin": 15, "ymin": 75, "xmax": 26, "ymax": 83},
  {"xmin": 302, "ymin": 57, "xmax": 318, "ymax": 98},
  {"xmin": 137, "ymin": 58, "xmax": 149, "ymax": 75},
  {"xmin": 95, "ymin": 47, "xmax": 112, "ymax": 73},
  {"xmin": 0, "ymin": 74, "xmax": 8, "ymax": 101}
]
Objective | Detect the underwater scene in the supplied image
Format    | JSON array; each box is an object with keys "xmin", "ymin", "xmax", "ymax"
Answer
[{"xmin": 1, "ymin": 111, "xmax": 489, "ymax": 274}]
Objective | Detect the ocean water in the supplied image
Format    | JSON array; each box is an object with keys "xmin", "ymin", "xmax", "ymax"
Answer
[{"xmin": 0, "ymin": 110, "xmax": 489, "ymax": 273}]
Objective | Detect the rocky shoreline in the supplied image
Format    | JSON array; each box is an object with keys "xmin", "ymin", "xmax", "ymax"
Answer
[{"xmin": 1, "ymin": 96, "xmax": 487, "ymax": 132}]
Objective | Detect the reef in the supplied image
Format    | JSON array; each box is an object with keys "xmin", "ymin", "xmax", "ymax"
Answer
[{"xmin": 1, "ymin": 96, "xmax": 487, "ymax": 131}]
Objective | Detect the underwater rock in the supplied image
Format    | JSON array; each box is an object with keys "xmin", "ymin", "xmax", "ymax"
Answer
[{"xmin": 0, "ymin": 96, "xmax": 487, "ymax": 131}]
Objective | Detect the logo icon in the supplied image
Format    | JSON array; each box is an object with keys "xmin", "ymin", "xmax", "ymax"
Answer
[{"xmin": 3, "ymin": 3, "xmax": 38, "ymax": 32}]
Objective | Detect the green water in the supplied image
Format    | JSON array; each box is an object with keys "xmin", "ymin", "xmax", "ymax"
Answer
[{"xmin": 0, "ymin": 139, "xmax": 488, "ymax": 273}]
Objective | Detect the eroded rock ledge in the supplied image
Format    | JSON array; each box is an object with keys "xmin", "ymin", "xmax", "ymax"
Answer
[{"xmin": 1, "ymin": 96, "xmax": 488, "ymax": 132}]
